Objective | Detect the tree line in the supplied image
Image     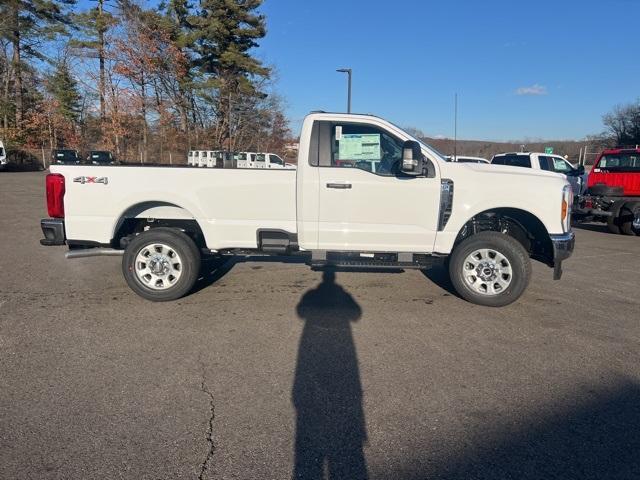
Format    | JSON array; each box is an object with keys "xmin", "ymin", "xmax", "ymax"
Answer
[
  {"xmin": 599, "ymin": 99, "xmax": 640, "ymax": 148},
  {"xmin": 0, "ymin": 0, "xmax": 290, "ymax": 163}
]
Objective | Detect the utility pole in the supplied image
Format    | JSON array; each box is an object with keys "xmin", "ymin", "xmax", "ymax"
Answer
[
  {"xmin": 453, "ymin": 93, "xmax": 458, "ymax": 161},
  {"xmin": 336, "ymin": 68, "xmax": 352, "ymax": 113}
]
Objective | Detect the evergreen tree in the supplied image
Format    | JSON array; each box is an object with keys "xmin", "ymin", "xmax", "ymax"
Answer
[
  {"xmin": 46, "ymin": 59, "xmax": 81, "ymax": 121},
  {"xmin": 0, "ymin": 0, "xmax": 75, "ymax": 126},
  {"xmin": 189, "ymin": 0, "xmax": 269, "ymax": 146}
]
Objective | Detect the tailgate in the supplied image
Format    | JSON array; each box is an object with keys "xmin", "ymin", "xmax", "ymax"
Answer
[{"xmin": 587, "ymin": 170, "xmax": 640, "ymax": 196}]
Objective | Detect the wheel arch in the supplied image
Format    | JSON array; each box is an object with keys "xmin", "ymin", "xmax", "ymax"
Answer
[
  {"xmin": 454, "ymin": 207, "xmax": 554, "ymax": 265},
  {"xmin": 111, "ymin": 201, "xmax": 207, "ymax": 249}
]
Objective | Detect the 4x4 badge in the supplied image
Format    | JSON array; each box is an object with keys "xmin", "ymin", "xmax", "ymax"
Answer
[{"xmin": 73, "ymin": 176, "xmax": 108, "ymax": 185}]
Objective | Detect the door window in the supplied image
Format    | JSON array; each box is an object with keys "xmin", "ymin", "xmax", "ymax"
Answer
[
  {"xmin": 330, "ymin": 123, "xmax": 403, "ymax": 176},
  {"xmin": 538, "ymin": 156, "xmax": 552, "ymax": 171}
]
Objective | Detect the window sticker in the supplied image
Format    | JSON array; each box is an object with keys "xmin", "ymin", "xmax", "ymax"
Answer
[{"xmin": 338, "ymin": 133, "xmax": 381, "ymax": 160}]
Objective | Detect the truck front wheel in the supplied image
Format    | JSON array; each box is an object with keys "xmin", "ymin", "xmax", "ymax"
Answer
[
  {"xmin": 619, "ymin": 202, "xmax": 640, "ymax": 236},
  {"xmin": 448, "ymin": 231, "xmax": 531, "ymax": 307},
  {"xmin": 607, "ymin": 200, "xmax": 626, "ymax": 234},
  {"xmin": 122, "ymin": 227, "xmax": 201, "ymax": 301}
]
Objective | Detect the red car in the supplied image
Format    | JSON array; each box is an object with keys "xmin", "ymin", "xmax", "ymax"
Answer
[{"xmin": 575, "ymin": 147, "xmax": 640, "ymax": 235}]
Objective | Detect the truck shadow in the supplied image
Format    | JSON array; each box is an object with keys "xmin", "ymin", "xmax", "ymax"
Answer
[
  {"xmin": 292, "ymin": 270, "xmax": 369, "ymax": 479},
  {"xmin": 192, "ymin": 256, "xmax": 237, "ymax": 294},
  {"xmin": 192, "ymin": 255, "xmax": 308, "ymax": 294},
  {"xmin": 420, "ymin": 265, "xmax": 460, "ymax": 298}
]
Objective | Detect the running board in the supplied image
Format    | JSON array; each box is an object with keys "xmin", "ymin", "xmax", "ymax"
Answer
[
  {"xmin": 309, "ymin": 251, "xmax": 442, "ymax": 270},
  {"xmin": 66, "ymin": 248, "xmax": 124, "ymax": 259}
]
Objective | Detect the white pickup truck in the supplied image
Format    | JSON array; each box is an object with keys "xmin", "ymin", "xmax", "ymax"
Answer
[{"xmin": 41, "ymin": 112, "xmax": 575, "ymax": 306}]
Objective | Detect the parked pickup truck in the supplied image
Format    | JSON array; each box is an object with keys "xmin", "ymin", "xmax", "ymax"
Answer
[
  {"xmin": 40, "ymin": 112, "xmax": 575, "ymax": 307},
  {"xmin": 491, "ymin": 152, "xmax": 587, "ymax": 195},
  {"xmin": 574, "ymin": 147, "xmax": 640, "ymax": 235}
]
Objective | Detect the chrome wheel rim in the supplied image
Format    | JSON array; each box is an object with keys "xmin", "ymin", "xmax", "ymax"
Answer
[
  {"xmin": 134, "ymin": 243, "xmax": 183, "ymax": 290},
  {"xmin": 462, "ymin": 248, "xmax": 513, "ymax": 296}
]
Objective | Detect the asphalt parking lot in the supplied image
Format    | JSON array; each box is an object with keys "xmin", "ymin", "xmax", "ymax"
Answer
[{"xmin": 1, "ymin": 171, "xmax": 639, "ymax": 479}]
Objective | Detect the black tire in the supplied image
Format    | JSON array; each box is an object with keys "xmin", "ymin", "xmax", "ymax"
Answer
[
  {"xmin": 619, "ymin": 202, "xmax": 640, "ymax": 236},
  {"xmin": 588, "ymin": 183, "xmax": 624, "ymax": 197},
  {"xmin": 448, "ymin": 231, "xmax": 531, "ymax": 307},
  {"xmin": 122, "ymin": 227, "xmax": 201, "ymax": 301}
]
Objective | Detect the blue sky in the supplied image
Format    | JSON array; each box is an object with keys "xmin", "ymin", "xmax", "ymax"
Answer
[
  {"xmin": 75, "ymin": 0, "xmax": 639, "ymax": 141},
  {"xmin": 256, "ymin": 0, "xmax": 640, "ymax": 141}
]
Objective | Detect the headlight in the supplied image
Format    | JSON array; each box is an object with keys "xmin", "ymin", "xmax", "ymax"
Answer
[{"xmin": 561, "ymin": 184, "xmax": 573, "ymax": 232}]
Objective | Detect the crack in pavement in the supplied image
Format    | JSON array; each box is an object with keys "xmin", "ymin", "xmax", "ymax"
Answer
[{"xmin": 198, "ymin": 377, "xmax": 216, "ymax": 480}]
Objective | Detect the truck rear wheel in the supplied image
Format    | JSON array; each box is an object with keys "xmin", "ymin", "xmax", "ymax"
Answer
[
  {"xmin": 448, "ymin": 231, "xmax": 531, "ymax": 307},
  {"xmin": 122, "ymin": 227, "xmax": 201, "ymax": 301},
  {"xmin": 619, "ymin": 202, "xmax": 640, "ymax": 236}
]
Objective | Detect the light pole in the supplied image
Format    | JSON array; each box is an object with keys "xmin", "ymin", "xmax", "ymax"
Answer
[{"xmin": 336, "ymin": 68, "xmax": 352, "ymax": 113}]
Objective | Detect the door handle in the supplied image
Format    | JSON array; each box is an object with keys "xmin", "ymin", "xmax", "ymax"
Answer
[{"xmin": 326, "ymin": 183, "xmax": 352, "ymax": 189}]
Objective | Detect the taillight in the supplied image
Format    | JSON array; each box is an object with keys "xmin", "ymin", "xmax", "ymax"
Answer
[{"xmin": 46, "ymin": 173, "xmax": 65, "ymax": 218}]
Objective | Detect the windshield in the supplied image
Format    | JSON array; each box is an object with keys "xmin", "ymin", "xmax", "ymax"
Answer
[
  {"xmin": 390, "ymin": 123, "xmax": 447, "ymax": 162},
  {"xmin": 55, "ymin": 150, "xmax": 77, "ymax": 162},
  {"xmin": 412, "ymin": 137, "xmax": 448, "ymax": 161},
  {"xmin": 91, "ymin": 152, "xmax": 111, "ymax": 162},
  {"xmin": 598, "ymin": 153, "xmax": 640, "ymax": 171}
]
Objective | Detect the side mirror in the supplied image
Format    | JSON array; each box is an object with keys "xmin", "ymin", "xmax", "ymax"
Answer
[
  {"xmin": 575, "ymin": 164, "xmax": 585, "ymax": 175},
  {"xmin": 400, "ymin": 140, "xmax": 424, "ymax": 175}
]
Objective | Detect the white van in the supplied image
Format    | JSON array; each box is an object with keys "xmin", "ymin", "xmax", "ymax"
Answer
[
  {"xmin": 0, "ymin": 140, "xmax": 7, "ymax": 168},
  {"xmin": 208, "ymin": 150, "xmax": 229, "ymax": 168},
  {"xmin": 236, "ymin": 151, "xmax": 256, "ymax": 168},
  {"xmin": 251, "ymin": 153, "xmax": 291, "ymax": 169},
  {"xmin": 187, "ymin": 150, "xmax": 197, "ymax": 166},
  {"xmin": 197, "ymin": 151, "xmax": 207, "ymax": 167},
  {"xmin": 188, "ymin": 150, "xmax": 213, "ymax": 167},
  {"xmin": 205, "ymin": 151, "xmax": 215, "ymax": 168}
]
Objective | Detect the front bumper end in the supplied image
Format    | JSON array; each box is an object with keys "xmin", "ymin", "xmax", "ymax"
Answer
[
  {"xmin": 550, "ymin": 231, "xmax": 575, "ymax": 280},
  {"xmin": 40, "ymin": 218, "xmax": 66, "ymax": 246}
]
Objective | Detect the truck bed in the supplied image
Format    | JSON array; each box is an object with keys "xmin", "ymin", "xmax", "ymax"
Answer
[{"xmin": 51, "ymin": 165, "xmax": 297, "ymax": 250}]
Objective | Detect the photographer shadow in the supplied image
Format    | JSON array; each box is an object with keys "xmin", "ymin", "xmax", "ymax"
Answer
[{"xmin": 292, "ymin": 270, "xmax": 368, "ymax": 480}]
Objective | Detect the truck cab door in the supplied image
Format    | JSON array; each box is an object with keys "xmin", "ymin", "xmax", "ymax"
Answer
[{"xmin": 314, "ymin": 121, "xmax": 441, "ymax": 252}]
